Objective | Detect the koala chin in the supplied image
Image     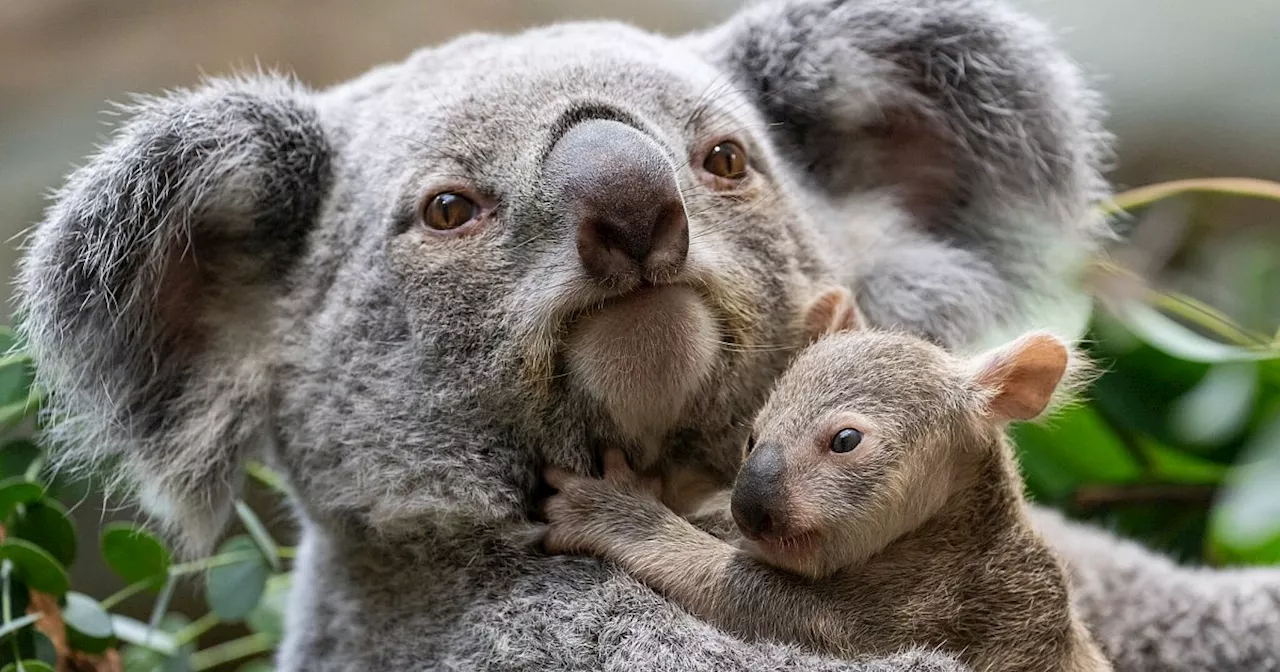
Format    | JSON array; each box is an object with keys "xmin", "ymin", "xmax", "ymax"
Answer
[{"xmin": 565, "ymin": 284, "xmax": 719, "ymax": 454}]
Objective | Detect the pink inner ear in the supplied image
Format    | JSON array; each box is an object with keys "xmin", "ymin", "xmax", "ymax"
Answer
[
  {"xmin": 803, "ymin": 286, "xmax": 860, "ymax": 342},
  {"xmin": 980, "ymin": 334, "xmax": 1068, "ymax": 421},
  {"xmin": 876, "ymin": 111, "xmax": 957, "ymax": 224},
  {"xmin": 156, "ymin": 243, "xmax": 208, "ymax": 356}
]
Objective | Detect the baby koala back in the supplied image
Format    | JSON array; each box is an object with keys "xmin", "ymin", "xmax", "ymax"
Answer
[{"xmin": 735, "ymin": 299, "xmax": 1110, "ymax": 671}]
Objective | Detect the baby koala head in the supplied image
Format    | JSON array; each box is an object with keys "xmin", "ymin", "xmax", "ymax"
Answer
[{"xmin": 732, "ymin": 290, "xmax": 1074, "ymax": 579}]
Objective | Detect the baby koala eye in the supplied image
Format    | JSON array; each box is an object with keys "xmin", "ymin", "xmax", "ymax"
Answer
[
  {"xmin": 830, "ymin": 428, "xmax": 863, "ymax": 454},
  {"xmin": 703, "ymin": 141, "xmax": 748, "ymax": 180},
  {"xmin": 422, "ymin": 192, "xmax": 479, "ymax": 231}
]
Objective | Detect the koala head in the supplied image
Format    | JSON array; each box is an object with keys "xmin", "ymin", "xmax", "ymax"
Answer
[
  {"xmin": 737, "ymin": 326, "xmax": 1072, "ymax": 579},
  {"xmin": 16, "ymin": 0, "xmax": 1109, "ymax": 553}
]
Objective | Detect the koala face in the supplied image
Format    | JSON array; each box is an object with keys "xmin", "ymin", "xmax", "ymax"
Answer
[
  {"xmin": 362, "ymin": 23, "xmax": 827, "ymax": 467},
  {"xmin": 18, "ymin": 1, "xmax": 1110, "ymax": 552},
  {"xmin": 738, "ymin": 331, "xmax": 975, "ymax": 578}
]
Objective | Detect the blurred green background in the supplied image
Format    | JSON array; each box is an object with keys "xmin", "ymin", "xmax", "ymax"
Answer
[{"xmin": 0, "ymin": 0, "xmax": 1276, "ymax": 670}]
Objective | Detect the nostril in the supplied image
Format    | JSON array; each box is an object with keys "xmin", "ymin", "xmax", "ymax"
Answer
[
  {"xmin": 645, "ymin": 201, "xmax": 689, "ymax": 276},
  {"xmin": 731, "ymin": 499, "xmax": 775, "ymax": 540},
  {"xmin": 756, "ymin": 511, "xmax": 774, "ymax": 536},
  {"xmin": 577, "ymin": 215, "xmax": 647, "ymax": 281}
]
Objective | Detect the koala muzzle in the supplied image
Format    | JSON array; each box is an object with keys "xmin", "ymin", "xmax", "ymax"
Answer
[
  {"xmin": 731, "ymin": 441, "xmax": 788, "ymax": 539},
  {"xmin": 545, "ymin": 119, "xmax": 688, "ymax": 283}
]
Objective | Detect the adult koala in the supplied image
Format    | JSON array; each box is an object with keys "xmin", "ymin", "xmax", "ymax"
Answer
[{"xmin": 17, "ymin": 0, "xmax": 1280, "ymax": 670}]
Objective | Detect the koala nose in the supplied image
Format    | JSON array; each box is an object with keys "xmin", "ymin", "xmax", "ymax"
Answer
[
  {"xmin": 544, "ymin": 119, "xmax": 688, "ymax": 283},
  {"xmin": 731, "ymin": 442, "xmax": 787, "ymax": 540}
]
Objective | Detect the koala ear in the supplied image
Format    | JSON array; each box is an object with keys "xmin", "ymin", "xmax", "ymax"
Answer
[
  {"xmin": 802, "ymin": 286, "xmax": 862, "ymax": 343},
  {"xmin": 969, "ymin": 332, "xmax": 1069, "ymax": 422},
  {"xmin": 691, "ymin": 0, "xmax": 1111, "ymax": 348},
  {"xmin": 17, "ymin": 74, "xmax": 331, "ymax": 554},
  {"xmin": 694, "ymin": 0, "xmax": 1106, "ymax": 217}
]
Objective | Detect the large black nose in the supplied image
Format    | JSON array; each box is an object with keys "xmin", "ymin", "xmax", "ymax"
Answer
[
  {"xmin": 731, "ymin": 442, "xmax": 787, "ymax": 539},
  {"xmin": 544, "ymin": 119, "xmax": 688, "ymax": 283}
]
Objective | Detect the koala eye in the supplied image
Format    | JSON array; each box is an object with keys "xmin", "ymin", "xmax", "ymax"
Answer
[
  {"xmin": 703, "ymin": 141, "xmax": 748, "ymax": 180},
  {"xmin": 830, "ymin": 428, "xmax": 863, "ymax": 454},
  {"xmin": 423, "ymin": 192, "xmax": 478, "ymax": 231},
  {"xmin": 746, "ymin": 434, "xmax": 757, "ymax": 453}
]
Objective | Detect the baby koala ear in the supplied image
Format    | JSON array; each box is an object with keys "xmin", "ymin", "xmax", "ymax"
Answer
[
  {"xmin": 802, "ymin": 286, "xmax": 863, "ymax": 343},
  {"xmin": 970, "ymin": 332, "xmax": 1070, "ymax": 422}
]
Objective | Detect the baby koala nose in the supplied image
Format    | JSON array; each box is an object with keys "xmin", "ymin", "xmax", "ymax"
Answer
[
  {"xmin": 731, "ymin": 442, "xmax": 788, "ymax": 540},
  {"xmin": 544, "ymin": 119, "xmax": 689, "ymax": 283}
]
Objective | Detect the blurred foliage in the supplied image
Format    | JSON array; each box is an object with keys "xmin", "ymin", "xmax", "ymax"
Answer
[
  {"xmin": 0, "ymin": 330, "xmax": 289, "ymax": 671},
  {"xmin": 1015, "ymin": 178, "xmax": 1280, "ymax": 566},
  {"xmin": 0, "ymin": 178, "xmax": 1273, "ymax": 670}
]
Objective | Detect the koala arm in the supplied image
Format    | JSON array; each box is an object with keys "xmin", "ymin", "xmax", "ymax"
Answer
[
  {"xmin": 1030, "ymin": 507, "xmax": 1280, "ymax": 671},
  {"xmin": 543, "ymin": 459, "xmax": 870, "ymax": 658}
]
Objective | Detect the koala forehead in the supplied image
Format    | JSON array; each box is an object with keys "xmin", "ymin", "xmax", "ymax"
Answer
[
  {"xmin": 329, "ymin": 22, "xmax": 749, "ymax": 180},
  {"xmin": 758, "ymin": 332, "xmax": 969, "ymax": 441}
]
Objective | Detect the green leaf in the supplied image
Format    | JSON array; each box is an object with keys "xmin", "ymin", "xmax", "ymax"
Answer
[
  {"xmin": 27, "ymin": 631, "xmax": 55, "ymax": 667},
  {"xmin": 205, "ymin": 536, "xmax": 269, "ymax": 621},
  {"xmin": 1209, "ymin": 412, "xmax": 1280, "ymax": 560},
  {"xmin": 101, "ymin": 524, "xmax": 171, "ymax": 588},
  {"xmin": 0, "ymin": 540, "xmax": 68, "ymax": 596},
  {"xmin": 0, "ymin": 479, "xmax": 44, "ymax": 521},
  {"xmin": 62, "ymin": 592, "xmax": 113, "ymax": 654},
  {"xmin": 235, "ymin": 501, "xmax": 281, "ymax": 572},
  {"xmin": 1169, "ymin": 362, "xmax": 1258, "ymax": 448},
  {"xmin": 1115, "ymin": 302, "xmax": 1279, "ymax": 364},
  {"xmin": 1012, "ymin": 403, "xmax": 1144, "ymax": 502},
  {"xmin": 245, "ymin": 572, "xmax": 291, "ymax": 641},
  {"xmin": 0, "ymin": 661, "xmax": 55, "ymax": 672},
  {"xmin": 13, "ymin": 500, "xmax": 75, "ymax": 567},
  {"xmin": 0, "ymin": 442, "xmax": 41, "ymax": 482},
  {"xmin": 237, "ymin": 660, "xmax": 275, "ymax": 672},
  {"xmin": 0, "ymin": 355, "xmax": 33, "ymax": 408}
]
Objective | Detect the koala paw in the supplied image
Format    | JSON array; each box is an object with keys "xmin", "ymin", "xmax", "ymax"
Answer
[{"xmin": 542, "ymin": 449, "xmax": 665, "ymax": 558}]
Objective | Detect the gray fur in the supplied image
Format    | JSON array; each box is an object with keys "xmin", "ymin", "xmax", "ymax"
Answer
[{"xmin": 13, "ymin": 0, "xmax": 1275, "ymax": 670}]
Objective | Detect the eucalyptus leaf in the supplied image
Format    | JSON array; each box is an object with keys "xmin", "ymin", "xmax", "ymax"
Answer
[
  {"xmin": 0, "ymin": 479, "xmax": 44, "ymax": 521},
  {"xmin": 1116, "ymin": 302, "xmax": 1279, "ymax": 364},
  {"xmin": 13, "ymin": 500, "xmax": 75, "ymax": 567},
  {"xmin": 0, "ymin": 661, "xmax": 55, "ymax": 672},
  {"xmin": 205, "ymin": 536, "xmax": 269, "ymax": 621},
  {"xmin": 1170, "ymin": 362, "xmax": 1258, "ymax": 448},
  {"xmin": 101, "ymin": 523, "xmax": 170, "ymax": 588},
  {"xmin": 0, "ymin": 442, "xmax": 41, "ymax": 481},
  {"xmin": 1209, "ymin": 412, "xmax": 1280, "ymax": 557},
  {"xmin": 1012, "ymin": 403, "xmax": 1143, "ymax": 502},
  {"xmin": 246, "ymin": 572, "xmax": 292, "ymax": 640},
  {"xmin": 0, "ymin": 540, "xmax": 68, "ymax": 596},
  {"xmin": 62, "ymin": 591, "xmax": 113, "ymax": 653}
]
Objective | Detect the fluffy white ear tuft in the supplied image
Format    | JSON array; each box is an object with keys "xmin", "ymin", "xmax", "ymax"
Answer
[
  {"xmin": 803, "ymin": 286, "xmax": 863, "ymax": 343},
  {"xmin": 971, "ymin": 331, "xmax": 1070, "ymax": 422}
]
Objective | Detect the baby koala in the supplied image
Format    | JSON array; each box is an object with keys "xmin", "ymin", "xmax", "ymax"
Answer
[{"xmin": 543, "ymin": 291, "xmax": 1111, "ymax": 672}]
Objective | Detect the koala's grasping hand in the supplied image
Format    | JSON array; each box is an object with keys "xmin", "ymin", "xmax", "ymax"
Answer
[
  {"xmin": 544, "ymin": 291, "xmax": 1110, "ymax": 672},
  {"xmin": 544, "ymin": 450, "xmax": 667, "ymax": 558}
]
